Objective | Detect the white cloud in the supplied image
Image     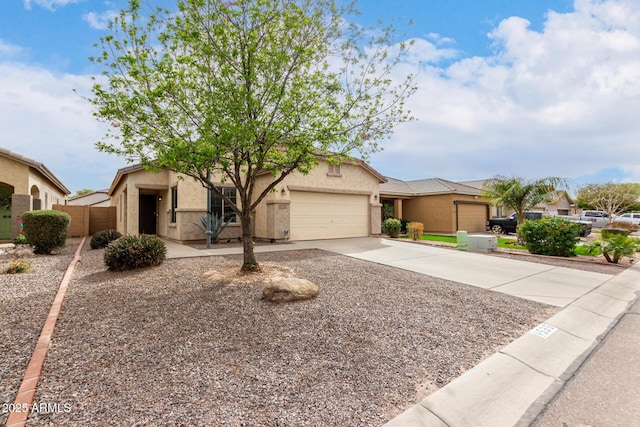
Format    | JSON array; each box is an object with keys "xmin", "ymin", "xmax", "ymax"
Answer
[
  {"xmin": 0, "ymin": 40, "xmax": 23, "ymax": 56},
  {"xmin": 23, "ymin": 0, "xmax": 80, "ymax": 11},
  {"xmin": 0, "ymin": 63, "xmax": 125, "ymax": 192},
  {"xmin": 379, "ymin": 0, "xmax": 640, "ymax": 185},
  {"xmin": 83, "ymin": 10, "xmax": 118, "ymax": 30}
]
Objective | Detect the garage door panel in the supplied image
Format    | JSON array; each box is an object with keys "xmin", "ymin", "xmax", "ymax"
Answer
[
  {"xmin": 458, "ymin": 204, "xmax": 488, "ymax": 232},
  {"xmin": 290, "ymin": 191, "xmax": 369, "ymax": 240}
]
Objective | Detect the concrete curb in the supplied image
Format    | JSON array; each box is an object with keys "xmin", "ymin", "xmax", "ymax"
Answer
[
  {"xmin": 5, "ymin": 237, "xmax": 86, "ymax": 427},
  {"xmin": 383, "ymin": 262, "xmax": 640, "ymax": 427}
]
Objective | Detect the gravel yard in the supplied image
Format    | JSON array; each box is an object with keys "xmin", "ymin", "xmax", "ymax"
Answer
[
  {"xmin": 4, "ymin": 239, "xmax": 624, "ymax": 426},
  {"xmin": 0, "ymin": 240, "xmax": 79, "ymax": 426}
]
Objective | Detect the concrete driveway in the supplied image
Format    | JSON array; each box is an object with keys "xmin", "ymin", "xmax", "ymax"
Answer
[
  {"xmin": 164, "ymin": 237, "xmax": 614, "ymax": 307},
  {"xmin": 308, "ymin": 237, "xmax": 614, "ymax": 307}
]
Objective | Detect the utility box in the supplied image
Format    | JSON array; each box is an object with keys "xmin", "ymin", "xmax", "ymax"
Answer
[
  {"xmin": 456, "ymin": 231, "xmax": 468, "ymax": 251},
  {"xmin": 468, "ymin": 234, "xmax": 498, "ymax": 252}
]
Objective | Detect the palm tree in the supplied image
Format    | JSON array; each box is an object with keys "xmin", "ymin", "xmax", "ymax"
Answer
[{"xmin": 482, "ymin": 176, "xmax": 569, "ymax": 240}]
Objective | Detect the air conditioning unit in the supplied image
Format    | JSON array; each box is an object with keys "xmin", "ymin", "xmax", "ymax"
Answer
[{"xmin": 467, "ymin": 234, "xmax": 497, "ymax": 252}]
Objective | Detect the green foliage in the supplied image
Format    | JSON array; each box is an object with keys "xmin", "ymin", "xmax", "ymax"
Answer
[
  {"xmin": 400, "ymin": 218, "xmax": 409, "ymax": 234},
  {"xmin": 382, "ymin": 205, "xmax": 395, "ymax": 220},
  {"xmin": 383, "ymin": 218, "xmax": 402, "ymax": 238},
  {"xmin": 74, "ymin": 189, "xmax": 94, "ymax": 197},
  {"xmin": 89, "ymin": 0, "xmax": 416, "ymax": 271},
  {"xmin": 482, "ymin": 176, "xmax": 568, "ymax": 233},
  {"xmin": 13, "ymin": 234, "xmax": 28, "ymax": 245},
  {"xmin": 587, "ymin": 234, "xmax": 639, "ymax": 264},
  {"xmin": 601, "ymin": 228, "xmax": 631, "ymax": 239},
  {"xmin": 193, "ymin": 214, "xmax": 231, "ymax": 243},
  {"xmin": 22, "ymin": 210, "xmax": 71, "ymax": 254},
  {"xmin": 90, "ymin": 229, "xmax": 123, "ymax": 249},
  {"xmin": 5, "ymin": 259, "xmax": 32, "ymax": 274},
  {"xmin": 103, "ymin": 235, "xmax": 167, "ymax": 271},
  {"xmin": 518, "ymin": 217, "xmax": 581, "ymax": 257}
]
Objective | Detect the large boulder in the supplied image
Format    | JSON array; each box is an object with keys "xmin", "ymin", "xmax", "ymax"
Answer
[{"xmin": 262, "ymin": 277, "xmax": 319, "ymax": 303}]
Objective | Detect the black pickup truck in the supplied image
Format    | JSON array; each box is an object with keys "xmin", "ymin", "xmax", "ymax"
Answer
[{"xmin": 488, "ymin": 212, "xmax": 592, "ymax": 237}]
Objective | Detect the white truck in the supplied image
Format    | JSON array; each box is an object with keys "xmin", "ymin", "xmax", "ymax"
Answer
[{"xmin": 562, "ymin": 210, "xmax": 640, "ymax": 228}]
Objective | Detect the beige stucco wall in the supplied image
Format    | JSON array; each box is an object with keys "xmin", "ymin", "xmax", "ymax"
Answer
[
  {"xmin": 111, "ymin": 169, "xmax": 243, "ymax": 242},
  {"xmin": 28, "ymin": 169, "xmax": 66, "ymax": 209},
  {"xmin": 0, "ymin": 156, "xmax": 67, "ymax": 209},
  {"xmin": 253, "ymin": 159, "xmax": 382, "ymax": 240},
  {"xmin": 0, "ymin": 156, "xmax": 29, "ymax": 194},
  {"xmin": 403, "ymin": 194, "xmax": 487, "ymax": 234}
]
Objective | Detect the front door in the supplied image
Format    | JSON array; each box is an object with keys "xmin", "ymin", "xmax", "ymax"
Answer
[
  {"xmin": 0, "ymin": 208, "xmax": 10, "ymax": 240},
  {"xmin": 0, "ymin": 185, "xmax": 13, "ymax": 240},
  {"xmin": 139, "ymin": 194, "xmax": 157, "ymax": 235}
]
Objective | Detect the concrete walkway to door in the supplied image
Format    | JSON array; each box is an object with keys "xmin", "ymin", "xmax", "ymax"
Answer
[{"xmin": 163, "ymin": 237, "xmax": 615, "ymax": 308}]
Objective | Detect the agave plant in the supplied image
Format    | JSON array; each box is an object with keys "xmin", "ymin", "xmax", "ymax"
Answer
[{"xmin": 194, "ymin": 213, "xmax": 232, "ymax": 244}]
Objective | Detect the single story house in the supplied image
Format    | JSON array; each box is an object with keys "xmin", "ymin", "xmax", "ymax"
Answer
[
  {"xmin": 107, "ymin": 158, "xmax": 385, "ymax": 242},
  {"xmin": 0, "ymin": 147, "xmax": 70, "ymax": 241},
  {"xmin": 67, "ymin": 189, "xmax": 111, "ymax": 207},
  {"xmin": 380, "ymin": 177, "xmax": 491, "ymax": 234}
]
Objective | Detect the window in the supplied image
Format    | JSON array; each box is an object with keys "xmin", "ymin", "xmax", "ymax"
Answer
[
  {"xmin": 328, "ymin": 163, "xmax": 341, "ymax": 175},
  {"xmin": 210, "ymin": 187, "xmax": 236, "ymax": 222},
  {"xmin": 170, "ymin": 186, "xmax": 178, "ymax": 223}
]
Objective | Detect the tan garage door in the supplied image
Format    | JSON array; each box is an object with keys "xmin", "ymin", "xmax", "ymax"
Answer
[
  {"xmin": 290, "ymin": 191, "xmax": 369, "ymax": 240},
  {"xmin": 457, "ymin": 203, "xmax": 488, "ymax": 232}
]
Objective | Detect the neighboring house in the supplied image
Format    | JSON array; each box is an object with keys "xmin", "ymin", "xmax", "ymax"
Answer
[
  {"xmin": 380, "ymin": 177, "xmax": 490, "ymax": 233},
  {"xmin": 0, "ymin": 147, "xmax": 70, "ymax": 241},
  {"xmin": 67, "ymin": 189, "xmax": 111, "ymax": 207},
  {"xmin": 107, "ymin": 158, "xmax": 385, "ymax": 242}
]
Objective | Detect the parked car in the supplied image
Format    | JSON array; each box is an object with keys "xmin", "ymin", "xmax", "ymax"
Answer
[
  {"xmin": 488, "ymin": 211, "xmax": 592, "ymax": 236},
  {"xmin": 564, "ymin": 210, "xmax": 640, "ymax": 227},
  {"xmin": 616, "ymin": 212, "xmax": 640, "ymax": 226}
]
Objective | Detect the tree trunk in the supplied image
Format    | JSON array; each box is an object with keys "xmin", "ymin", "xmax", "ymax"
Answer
[{"xmin": 240, "ymin": 211, "xmax": 260, "ymax": 272}]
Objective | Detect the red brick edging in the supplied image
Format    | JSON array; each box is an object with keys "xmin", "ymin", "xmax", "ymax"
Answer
[{"xmin": 5, "ymin": 237, "xmax": 86, "ymax": 427}]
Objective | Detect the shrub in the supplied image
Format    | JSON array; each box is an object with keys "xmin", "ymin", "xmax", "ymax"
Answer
[
  {"xmin": 518, "ymin": 217, "xmax": 582, "ymax": 257},
  {"xmin": 104, "ymin": 234, "xmax": 167, "ymax": 271},
  {"xmin": 400, "ymin": 219, "xmax": 409, "ymax": 234},
  {"xmin": 383, "ymin": 218, "xmax": 402, "ymax": 238},
  {"xmin": 22, "ymin": 210, "xmax": 71, "ymax": 254},
  {"xmin": 13, "ymin": 234, "xmax": 27, "ymax": 245},
  {"xmin": 6, "ymin": 259, "xmax": 32, "ymax": 274},
  {"xmin": 90, "ymin": 229, "xmax": 123, "ymax": 249},
  {"xmin": 193, "ymin": 214, "xmax": 231, "ymax": 243},
  {"xmin": 407, "ymin": 222, "xmax": 424, "ymax": 240},
  {"xmin": 587, "ymin": 234, "xmax": 639, "ymax": 263},
  {"xmin": 610, "ymin": 221, "xmax": 639, "ymax": 232},
  {"xmin": 601, "ymin": 228, "xmax": 631, "ymax": 239}
]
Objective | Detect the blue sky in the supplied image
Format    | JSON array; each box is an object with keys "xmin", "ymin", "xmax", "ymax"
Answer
[{"xmin": 1, "ymin": 0, "xmax": 639, "ymax": 195}]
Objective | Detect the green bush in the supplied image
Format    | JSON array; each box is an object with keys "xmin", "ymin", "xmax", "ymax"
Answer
[
  {"xmin": 22, "ymin": 210, "xmax": 71, "ymax": 254},
  {"xmin": 104, "ymin": 234, "xmax": 167, "ymax": 271},
  {"xmin": 90, "ymin": 229, "xmax": 123, "ymax": 249},
  {"xmin": 518, "ymin": 217, "xmax": 582, "ymax": 257},
  {"xmin": 13, "ymin": 234, "xmax": 27, "ymax": 245},
  {"xmin": 400, "ymin": 219, "xmax": 409, "ymax": 234},
  {"xmin": 383, "ymin": 218, "xmax": 402, "ymax": 238},
  {"xmin": 601, "ymin": 228, "xmax": 631, "ymax": 239},
  {"xmin": 587, "ymin": 234, "xmax": 639, "ymax": 263},
  {"xmin": 6, "ymin": 259, "xmax": 32, "ymax": 274}
]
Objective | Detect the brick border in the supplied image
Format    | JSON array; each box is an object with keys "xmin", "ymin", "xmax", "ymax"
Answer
[{"xmin": 5, "ymin": 237, "xmax": 86, "ymax": 427}]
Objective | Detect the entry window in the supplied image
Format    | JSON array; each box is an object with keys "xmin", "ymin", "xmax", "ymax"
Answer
[
  {"xmin": 170, "ymin": 186, "xmax": 178, "ymax": 223},
  {"xmin": 210, "ymin": 187, "xmax": 236, "ymax": 222}
]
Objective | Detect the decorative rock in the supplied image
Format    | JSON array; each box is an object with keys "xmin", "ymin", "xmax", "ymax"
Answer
[{"xmin": 262, "ymin": 277, "xmax": 319, "ymax": 303}]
